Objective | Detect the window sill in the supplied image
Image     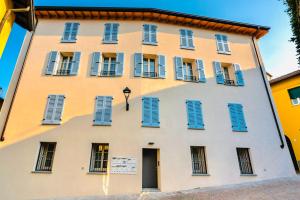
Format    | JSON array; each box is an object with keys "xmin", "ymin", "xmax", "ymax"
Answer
[
  {"xmin": 240, "ymin": 174, "xmax": 257, "ymax": 177},
  {"xmin": 99, "ymin": 75, "xmax": 122, "ymax": 78},
  {"xmin": 61, "ymin": 40, "xmax": 76, "ymax": 43},
  {"xmin": 93, "ymin": 123, "xmax": 112, "ymax": 126},
  {"xmin": 142, "ymin": 42, "xmax": 158, "ymax": 46},
  {"xmin": 87, "ymin": 172, "xmax": 108, "ymax": 175},
  {"xmin": 102, "ymin": 41, "xmax": 118, "ymax": 44},
  {"xmin": 192, "ymin": 174, "xmax": 210, "ymax": 176},
  {"xmin": 142, "ymin": 125, "xmax": 160, "ymax": 128},
  {"xmin": 31, "ymin": 171, "xmax": 52, "ymax": 174},
  {"xmin": 180, "ymin": 46, "xmax": 195, "ymax": 50},
  {"xmin": 217, "ymin": 51, "xmax": 231, "ymax": 55},
  {"xmin": 233, "ymin": 130, "xmax": 248, "ymax": 133},
  {"xmin": 42, "ymin": 121, "xmax": 61, "ymax": 125},
  {"xmin": 188, "ymin": 127, "xmax": 205, "ymax": 130}
]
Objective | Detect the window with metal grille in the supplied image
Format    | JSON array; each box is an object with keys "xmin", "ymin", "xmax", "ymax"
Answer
[
  {"xmin": 191, "ymin": 146, "xmax": 207, "ymax": 175},
  {"xmin": 89, "ymin": 144, "xmax": 109, "ymax": 173},
  {"xmin": 101, "ymin": 56, "xmax": 116, "ymax": 76},
  {"xmin": 237, "ymin": 148, "xmax": 253, "ymax": 175},
  {"xmin": 56, "ymin": 55, "xmax": 73, "ymax": 75},
  {"xmin": 143, "ymin": 58, "xmax": 157, "ymax": 78},
  {"xmin": 35, "ymin": 142, "xmax": 56, "ymax": 172}
]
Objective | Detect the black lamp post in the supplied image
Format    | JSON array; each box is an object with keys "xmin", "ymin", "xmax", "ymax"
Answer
[{"xmin": 123, "ymin": 87, "xmax": 131, "ymax": 111}]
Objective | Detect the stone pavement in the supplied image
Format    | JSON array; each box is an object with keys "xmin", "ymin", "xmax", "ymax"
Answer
[{"xmin": 44, "ymin": 176, "xmax": 300, "ymax": 200}]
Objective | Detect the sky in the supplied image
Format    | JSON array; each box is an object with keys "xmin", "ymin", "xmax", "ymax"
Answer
[{"xmin": 0, "ymin": 0, "xmax": 299, "ymax": 98}]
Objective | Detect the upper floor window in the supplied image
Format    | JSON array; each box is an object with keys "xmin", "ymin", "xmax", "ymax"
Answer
[
  {"xmin": 61, "ymin": 22, "xmax": 79, "ymax": 43},
  {"xmin": 103, "ymin": 23, "xmax": 119, "ymax": 44},
  {"xmin": 191, "ymin": 146, "xmax": 208, "ymax": 175},
  {"xmin": 35, "ymin": 142, "xmax": 56, "ymax": 172},
  {"xmin": 186, "ymin": 100, "xmax": 204, "ymax": 129},
  {"xmin": 143, "ymin": 24, "xmax": 157, "ymax": 45},
  {"xmin": 174, "ymin": 57, "xmax": 206, "ymax": 83},
  {"xmin": 90, "ymin": 52, "xmax": 124, "ymax": 77},
  {"xmin": 134, "ymin": 53, "xmax": 165, "ymax": 78},
  {"xmin": 236, "ymin": 148, "xmax": 254, "ymax": 175},
  {"xmin": 142, "ymin": 97, "xmax": 160, "ymax": 127},
  {"xmin": 213, "ymin": 61, "xmax": 244, "ymax": 86},
  {"xmin": 89, "ymin": 143, "xmax": 109, "ymax": 173},
  {"xmin": 228, "ymin": 103, "xmax": 247, "ymax": 132},
  {"xmin": 215, "ymin": 34, "xmax": 230, "ymax": 54},
  {"xmin": 93, "ymin": 96, "xmax": 113, "ymax": 126},
  {"xmin": 45, "ymin": 51, "xmax": 81, "ymax": 76},
  {"xmin": 288, "ymin": 86, "xmax": 300, "ymax": 106},
  {"xmin": 180, "ymin": 29, "xmax": 194, "ymax": 49},
  {"xmin": 43, "ymin": 95, "xmax": 65, "ymax": 125}
]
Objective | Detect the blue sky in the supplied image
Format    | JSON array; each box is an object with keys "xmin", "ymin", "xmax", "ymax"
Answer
[{"xmin": 0, "ymin": 0, "xmax": 298, "ymax": 98}]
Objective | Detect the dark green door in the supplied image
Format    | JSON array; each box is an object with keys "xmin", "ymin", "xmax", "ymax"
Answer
[{"xmin": 142, "ymin": 149, "xmax": 158, "ymax": 188}]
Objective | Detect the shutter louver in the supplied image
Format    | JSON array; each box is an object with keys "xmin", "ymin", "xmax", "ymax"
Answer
[
  {"xmin": 234, "ymin": 64, "xmax": 245, "ymax": 86},
  {"xmin": 186, "ymin": 100, "xmax": 204, "ymax": 129},
  {"xmin": 228, "ymin": 103, "xmax": 247, "ymax": 132},
  {"xmin": 94, "ymin": 96, "xmax": 112, "ymax": 125},
  {"xmin": 70, "ymin": 52, "xmax": 81, "ymax": 75},
  {"xmin": 45, "ymin": 51, "xmax": 58, "ymax": 75},
  {"xmin": 116, "ymin": 53, "xmax": 124, "ymax": 76},
  {"xmin": 158, "ymin": 55, "xmax": 166, "ymax": 78},
  {"xmin": 213, "ymin": 61, "xmax": 224, "ymax": 84},
  {"xmin": 134, "ymin": 53, "xmax": 143, "ymax": 77},
  {"xmin": 175, "ymin": 56, "xmax": 183, "ymax": 80},
  {"xmin": 90, "ymin": 52, "xmax": 101, "ymax": 76},
  {"xmin": 196, "ymin": 59, "xmax": 206, "ymax": 83},
  {"xmin": 43, "ymin": 95, "xmax": 65, "ymax": 125},
  {"xmin": 142, "ymin": 97, "xmax": 160, "ymax": 127}
]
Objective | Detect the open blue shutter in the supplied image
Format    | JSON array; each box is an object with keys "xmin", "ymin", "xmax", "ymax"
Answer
[
  {"xmin": 175, "ymin": 56, "xmax": 183, "ymax": 80},
  {"xmin": 142, "ymin": 97, "xmax": 152, "ymax": 126},
  {"xmin": 228, "ymin": 103, "xmax": 247, "ymax": 132},
  {"xmin": 116, "ymin": 52, "xmax": 124, "ymax": 76},
  {"xmin": 45, "ymin": 51, "xmax": 58, "ymax": 75},
  {"xmin": 151, "ymin": 98, "xmax": 160, "ymax": 127},
  {"xmin": 70, "ymin": 23, "xmax": 79, "ymax": 41},
  {"xmin": 180, "ymin": 29, "xmax": 187, "ymax": 47},
  {"xmin": 112, "ymin": 23, "xmax": 119, "ymax": 42},
  {"xmin": 90, "ymin": 52, "xmax": 101, "ymax": 76},
  {"xmin": 213, "ymin": 61, "xmax": 224, "ymax": 84},
  {"xmin": 70, "ymin": 52, "xmax": 81, "ymax": 75},
  {"xmin": 186, "ymin": 100, "xmax": 204, "ymax": 129},
  {"xmin": 234, "ymin": 64, "xmax": 245, "ymax": 86},
  {"xmin": 196, "ymin": 59, "xmax": 206, "ymax": 83},
  {"xmin": 94, "ymin": 96, "xmax": 112, "ymax": 125},
  {"xmin": 134, "ymin": 53, "xmax": 143, "ymax": 77},
  {"xmin": 158, "ymin": 55, "xmax": 166, "ymax": 78},
  {"xmin": 43, "ymin": 95, "xmax": 64, "ymax": 124}
]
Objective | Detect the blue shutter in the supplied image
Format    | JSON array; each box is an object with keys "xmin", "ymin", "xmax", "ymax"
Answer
[
  {"xmin": 186, "ymin": 100, "xmax": 204, "ymax": 129},
  {"xmin": 213, "ymin": 61, "xmax": 224, "ymax": 84},
  {"xmin": 215, "ymin": 34, "xmax": 224, "ymax": 52},
  {"xmin": 228, "ymin": 103, "xmax": 247, "ymax": 132},
  {"xmin": 222, "ymin": 35, "xmax": 230, "ymax": 53},
  {"xmin": 142, "ymin": 97, "xmax": 160, "ymax": 127},
  {"xmin": 196, "ymin": 59, "xmax": 206, "ymax": 83},
  {"xmin": 94, "ymin": 96, "xmax": 112, "ymax": 125},
  {"xmin": 187, "ymin": 30, "xmax": 194, "ymax": 48},
  {"xmin": 112, "ymin": 23, "xmax": 119, "ymax": 42},
  {"xmin": 134, "ymin": 53, "xmax": 143, "ymax": 77},
  {"xmin": 43, "ymin": 95, "xmax": 65, "ymax": 124},
  {"xmin": 175, "ymin": 56, "xmax": 183, "ymax": 80},
  {"xmin": 90, "ymin": 52, "xmax": 101, "ymax": 76},
  {"xmin": 158, "ymin": 55, "xmax": 166, "ymax": 78},
  {"xmin": 62, "ymin": 23, "xmax": 78, "ymax": 42},
  {"xmin": 143, "ymin": 24, "xmax": 150, "ymax": 43},
  {"xmin": 70, "ymin": 23, "xmax": 79, "ymax": 41},
  {"xmin": 62, "ymin": 23, "xmax": 71, "ymax": 41},
  {"xmin": 234, "ymin": 64, "xmax": 245, "ymax": 86},
  {"xmin": 180, "ymin": 29, "xmax": 187, "ymax": 47},
  {"xmin": 45, "ymin": 51, "xmax": 58, "ymax": 75},
  {"xmin": 70, "ymin": 52, "xmax": 81, "ymax": 75},
  {"xmin": 151, "ymin": 98, "xmax": 160, "ymax": 127},
  {"xmin": 116, "ymin": 52, "xmax": 124, "ymax": 76},
  {"xmin": 104, "ymin": 23, "xmax": 111, "ymax": 42},
  {"xmin": 150, "ymin": 25, "xmax": 157, "ymax": 43}
]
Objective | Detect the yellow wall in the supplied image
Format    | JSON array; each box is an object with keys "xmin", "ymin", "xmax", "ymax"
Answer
[
  {"xmin": 271, "ymin": 76, "xmax": 300, "ymax": 162},
  {"xmin": 0, "ymin": 0, "xmax": 14, "ymax": 58}
]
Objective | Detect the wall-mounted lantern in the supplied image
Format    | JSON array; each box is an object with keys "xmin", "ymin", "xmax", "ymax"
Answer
[{"xmin": 123, "ymin": 87, "xmax": 131, "ymax": 111}]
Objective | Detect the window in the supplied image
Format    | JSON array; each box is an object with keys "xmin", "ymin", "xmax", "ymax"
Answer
[
  {"xmin": 180, "ymin": 29, "xmax": 194, "ymax": 49},
  {"xmin": 213, "ymin": 62, "xmax": 244, "ymax": 86},
  {"xmin": 143, "ymin": 24, "xmax": 157, "ymax": 45},
  {"xmin": 288, "ymin": 86, "xmax": 300, "ymax": 106},
  {"xmin": 186, "ymin": 100, "xmax": 204, "ymax": 129},
  {"xmin": 142, "ymin": 97, "xmax": 160, "ymax": 127},
  {"xmin": 191, "ymin": 146, "xmax": 207, "ymax": 175},
  {"xmin": 45, "ymin": 51, "xmax": 81, "ymax": 76},
  {"xmin": 134, "ymin": 53, "xmax": 165, "ymax": 78},
  {"xmin": 228, "ymin": 103, "xmax": 247, "ymax": 132},
  {"xmin": 43, "ymin": 95, "xmax": 65, "ymax": 125},
  {"xmin": 61, "ymin": 22, "xmax": 79, "ymax": 42},
  {"xmin": 174, "ymin": 57, "xmax": 206, "ymax": 82},
  {"xmin": 89, "ymin": 143, "xmax": 109, "ymax": 173},
  {"xmin": 237, "ymin": 148, "xmax": 253, "ymax": 175},
  {"xmin": 103, "ymin": 23, "xmax": 119, "ymax": 43},
  {"xmin": 90, "ymin": 52, "xmax": 124, "ymax": 77},
  {"xmin": 35, "ymin": 142, "xmax": 56, "ymax": 172},
  {"xmin": 93, "ymin": 96, "xmax": 113, "ymax": 126},
  {"xmin": 215, "ymin": 34, "xmax": 230, "ymax": 54}
]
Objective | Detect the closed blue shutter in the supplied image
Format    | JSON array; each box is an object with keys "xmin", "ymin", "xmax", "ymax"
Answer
[
  {"xmin": 234, "ymin": 64, "xmax": 245, "ymax": 86},
  {"xmin": 103, "ymin": 23, "xmax": 118, "ymax": 43},
  {"xmin": 228, "ymin": 103, "xmax": 247, "ymax": 132},
  {"xmin": 143, "ymin": 24, "xmax": 150, "ymax": 43},
  {"xmin": 196, "ymin": 59, "xmax": 206, "ymax": 83},
  {"xmin": 213, "ymin": 61, "xmax": 224, "ymax": 84},
  {"xmin": 94, "ymin": 96, "xmax": 112, "ymax": 125},
  {"xmin": 158, "ymin": 55, "xmax": 166, "ymax": 78},
  {"xmin": 62, "ymin": 23, "xmax": 71, "ymax": 41},
  {"xmin": 104, "ymin": 23, "xmax": 111, "ymax": 42},
  {"xmin": 112, "ymin": 23, "xmax": 119, "ymax": 42},
  {"xmin": 175, "ymin": 56, "xmax": 183, "ymax": 80},
  {"xmin": 186, "ymin": 100, "xmax": 204, "ymax": 129},
  {"xmin": 90, "ymin": 52, "xmax": 101, "ymax": 76},
  {"xmin": 180, "ymin": 29, "xmax": 187, "ymax": 47},
  {"xmin": 222, "ymin": 35, "xmax": 230, "ymax": 53},
  {"xmin": 70, "ymin": 23, "xmax": 79, "ymax": 41},
  {"xmin": 70, "ymin": 52, "xmax": 81, "ymax": 75},
  {"xmin": 116, "ymin": 53, "xmax": 124, "ymax": 76},
  {"xmin": 45, "ymin": 51, "xmax": 58, "ymax": 75},
  {"xmin": 215, "ymin": 34, "xmax": 224, "ymax": 52},
  {"xmin": 187, "ymin": 30, "xmax": 194, "ymax": 48},
  {"xmin": 150, "ymin": 25, "xmax": 157, "ymax": 43},
  {"xmin": 43, "ymin": 95, "xmax": 65, "ymax": 124},
  {"xmin": 62, "ymin": 23, "xmax": 79, "ymax": 42},
  {"xmin": 142, "ymin": 97, "xmax": 160, "ymax": 127},
  {"xmin": 134, "ymin": 53, "xmax": 143, "ymax": 77}
]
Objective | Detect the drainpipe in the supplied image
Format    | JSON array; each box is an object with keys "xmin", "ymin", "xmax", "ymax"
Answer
[{"xmin": 251, "ymin": 27, "xmax": 285, "ymax": 149}]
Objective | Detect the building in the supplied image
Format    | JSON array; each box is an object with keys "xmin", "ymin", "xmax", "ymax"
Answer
[
  {"xmin": 270, "ymin": 70, "xmax": 300, "ymax": 172},
  {"xmin": 0, "ymin": 0, "xmax": 35, "ymax": 58},
  {"xmin": 266, "ymin": 72, "xmax": 273, "ymax": 81},
  {"xmin": 0, "ymin": 6, "xmax": 296, "ymax": 199}
]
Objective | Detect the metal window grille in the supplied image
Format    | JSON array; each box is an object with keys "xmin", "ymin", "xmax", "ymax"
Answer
[
  {"xmin": 237, "ymin": 148, "xmax": 253, "ymax": 175},
  {"xmin": 57, "ymin": 55, "xmax": 73, "ymax": 75},
  {"xmin": 142, "ymin": 58, "xmax": 157, "ymax": 78},
  {"xmin": 35, "ymin": 142, "xmax": 56, "ymax": 171},
  {"xmin": 101, "ymin": 57, "xmax": 117, "ymax": 76},
  {"xmin": 191, "ymin": 146, "xmax": 207, "ymax": 174},
  {"xmin": 89, "ymin": 143, "xmax": 109, "ymax": 173}
]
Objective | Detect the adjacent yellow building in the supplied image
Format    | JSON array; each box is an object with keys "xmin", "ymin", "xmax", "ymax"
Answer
[
  {"xmin": 0, "ymin": 0, "xmax": 14, "ymax": 57},
  {"xmin": 270, "ymin": 70, "xmax": 300, "ymax": 171}
]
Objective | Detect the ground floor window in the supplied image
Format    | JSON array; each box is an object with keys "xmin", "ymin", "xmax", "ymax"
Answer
[
  {"xmin": 191, "ymin": 146, "xmax": 207, "ymax": 175},
  {"xmin": 35, "ymin": 142, "xmax": 56, "ymax": 172},
  {"xmin": 236, "ymin": 148, "xmax": 253, "ymax": 175},
  {"xmin": 89, "ymin": 143, "xmax": 109, "ymax": 173}
]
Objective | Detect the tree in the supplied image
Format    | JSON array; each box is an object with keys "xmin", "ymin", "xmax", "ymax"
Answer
[{"xmin": 282, "ymin": 0, "xmax": 300, "ymax": 65}]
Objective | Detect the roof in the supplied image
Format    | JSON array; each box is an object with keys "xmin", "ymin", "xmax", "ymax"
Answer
[
  {"xmin": 35, "ymin": 6, "xmax": 270, "ymax": 39},
  {"xmin": 12, "ymin": 0, "xmax": 35, "ymax": 31},
  {"xmin": 270, "ymin": 70, "xmax": 300, "ymax": 85}
]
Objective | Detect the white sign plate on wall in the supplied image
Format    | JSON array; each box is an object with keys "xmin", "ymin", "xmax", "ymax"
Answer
[{"xmin": 111, "ymin": 157, "xmax": 137, "ymax": 174}]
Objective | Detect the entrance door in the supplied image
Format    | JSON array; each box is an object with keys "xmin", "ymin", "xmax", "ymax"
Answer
[{"xmin": 142, "ymin": 149, "xmax": 158, "ymax": 189}]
